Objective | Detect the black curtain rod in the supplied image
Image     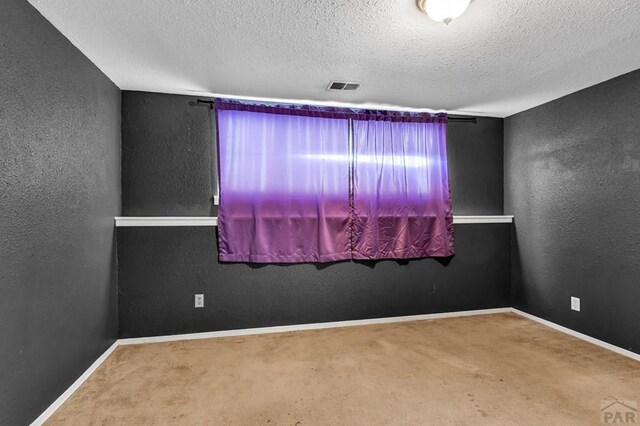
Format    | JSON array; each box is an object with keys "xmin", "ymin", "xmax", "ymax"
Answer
[
  {"xmin": 196, "ymin": 99, "xmax": 476, "ymax": 123},
  {"xmin": 197, "ymin": 99, "xmax": 215, "ymax": 108},
  {"xmin": 447, "ymin": 116, "xmax": 477, "ymax": 123}
]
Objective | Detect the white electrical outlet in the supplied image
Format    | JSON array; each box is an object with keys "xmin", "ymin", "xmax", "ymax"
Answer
[
  {"xmin": 195, "ymin": 294, "xmax": 204, "ymax": 308},
  {"xmin": 571, "ymin": 296, "xmax": 580, "ymax": 312}
]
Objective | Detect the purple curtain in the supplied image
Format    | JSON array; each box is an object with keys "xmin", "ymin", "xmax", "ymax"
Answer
[
  {"xmin": 216, "ymin": 100, "xmax": 454, "ymax": 263},
  {"xmin": 351, "ymin": 118, "xmax": 455, "ymax": 259},
  {"xmin": 216, "ymin": 106, "xmax": 352, "ymax": 263}
]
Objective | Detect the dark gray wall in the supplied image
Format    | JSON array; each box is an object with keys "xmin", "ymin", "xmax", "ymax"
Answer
[
  {"xmin": 505, "ymin": 69, "xmax": 640, "ymax": 353},
  {"xmin": 122, "ymin": 92, "xmax": 217, "ymax": 216},
  {"xmin": 122, "ymin": 91, "xmax": 504, "ymax": 216},
  {"xmin": 449, "ymin": 117, "xmax": 504, "ymax": 215},
  {"xmin": 0, "ymin": 1, "xmax": 121, "ymax": 424},
  {"xmin": 119, "ymin": 91, "xmax": 508, "ymax": 337},
  {"xmin": 119, "ymin": 225, "xmax": 510, "ymax": 337}
]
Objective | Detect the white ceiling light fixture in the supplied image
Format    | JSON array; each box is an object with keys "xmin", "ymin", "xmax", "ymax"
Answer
[{"xmin": 417, "ymin": 0, "xmax": 472, "ymax": 25}]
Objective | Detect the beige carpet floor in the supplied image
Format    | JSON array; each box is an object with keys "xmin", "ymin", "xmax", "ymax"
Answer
[{"xmin": 46, "ymin": 313, "xmax": 639, "ymax": 425}]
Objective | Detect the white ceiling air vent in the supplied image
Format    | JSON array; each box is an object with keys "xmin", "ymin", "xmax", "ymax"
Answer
[{"xmin": 327, "ymin": 81, "xmax": 360, "ymax": 91}]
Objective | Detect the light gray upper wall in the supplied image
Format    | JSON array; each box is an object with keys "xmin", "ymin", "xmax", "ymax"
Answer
[
  {"xmin": 505, "ymin": 69, "xmax": 640, "ymax": 353},
  {"xmin": 0, "ymin": 0, "xmax": 121, "ymax": 424}
]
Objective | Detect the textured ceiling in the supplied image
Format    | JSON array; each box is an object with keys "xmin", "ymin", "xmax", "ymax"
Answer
[{"xmin": 29, "ymin": 0, "xmax": 640, "ymax": 117}]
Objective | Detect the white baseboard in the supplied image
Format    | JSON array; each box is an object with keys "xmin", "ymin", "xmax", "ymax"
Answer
[
  {"xmin": 118, "ymin": 307, "xmax": 512, "ymax": 345},
  {"xmin": 510, "ymin": 308, "xmax": 640, "ymax": 362},
  {"xmin": 30, "ymin": 341, "xmax": 120, "ymax": 426},
  {"xmin": 31, "ymin": 306, "xmax": 638, "ymax": 424}
]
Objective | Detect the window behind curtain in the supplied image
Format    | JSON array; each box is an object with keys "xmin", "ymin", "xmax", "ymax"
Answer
[
  {"xmin": 351, "ymin": 118, "xmax": 454, "ymax": 259},
  {"xmin": 216, "ymin": 100, "xmax": 454, "ymax": 263},
  {"xmin": 216, "ymin": 105, "xmax": 352, "ymax": 263}
]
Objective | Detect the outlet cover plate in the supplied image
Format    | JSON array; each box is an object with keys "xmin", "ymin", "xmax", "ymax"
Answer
[
  {"xmin": 195, "ymin": 294, "xmax": 204, "ymax": 308},
  {"xmin": 571, "ymin": 296, "xmax": 580, "ymax": 312}
]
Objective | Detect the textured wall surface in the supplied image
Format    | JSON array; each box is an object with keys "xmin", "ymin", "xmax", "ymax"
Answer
[
  {"xmin": 119, "ymin": 91, "xmax": 508, "ymax": 337},
  {"xmin": 122, "ymin": 92, "xmax": 216, "ymax": 216},
  {"xmin": 505, "ymin": 69, "xmax": 640, "ymax": 353},
  {"xmin": 448, "ymin": 117, "xmax": 504, "ymax": 215},
  {"xmin": 0, "ymin": 0, "xmax": 121, "ymax": 424},
  {"xmin": 118, "ymin": 225, "xmax": 510, "ymax": 338},
  {"xmin": 122, "ymin": 91, "xmax": 504, "ymax": 216}
]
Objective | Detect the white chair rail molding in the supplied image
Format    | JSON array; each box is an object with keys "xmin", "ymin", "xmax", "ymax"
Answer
[{"xmin": 114, "ymin": 215, "xmax": 515, "ymax": 227}]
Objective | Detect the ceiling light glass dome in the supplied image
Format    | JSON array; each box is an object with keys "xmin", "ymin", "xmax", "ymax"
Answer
[{"xmin": 417, "ymin": 0, "xmax": 472, "ymax": 25}]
